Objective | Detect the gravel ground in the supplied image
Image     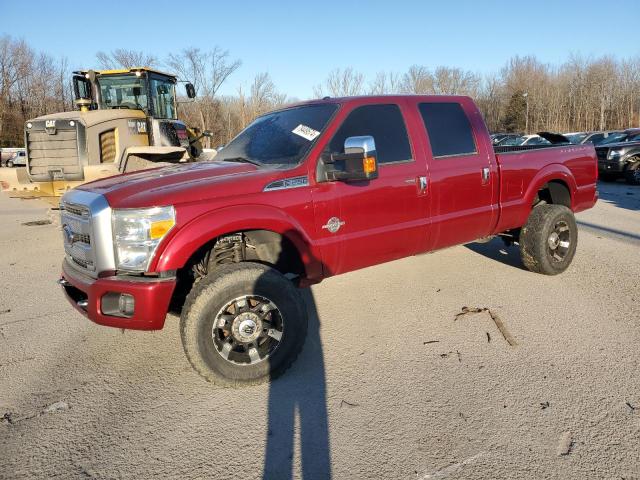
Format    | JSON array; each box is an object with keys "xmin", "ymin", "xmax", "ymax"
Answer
[{"xmin": 1, "ymin": 182, "xmax": 639, "ymax": 480}]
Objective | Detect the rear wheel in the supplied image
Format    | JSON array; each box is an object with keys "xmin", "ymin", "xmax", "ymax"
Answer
[
  {"xmin": 624, "ymin": 160, "xmax": 640, "ymax": 186},
  {"xmin": 6, "ymin": 160, "xmax": 13, "ymax": 168},
  {"xmin": 180, "ymin": 262, "xmax": 308, "ymax": 386},
  {"xmin": 519, "ymin": 204, "xmax": 578, "ymax": 275}
]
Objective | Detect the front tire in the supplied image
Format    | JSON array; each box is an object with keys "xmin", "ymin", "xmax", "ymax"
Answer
[
  {"xmin": 624, "ymin": 160, "xmax": 640, "ymax": 186},
  {"xmin": 519, "ymin": 204, "xmax": 578, "ymax": 275},
  {"xmin": 180, "ymin": 262, "xmax": 308, "ymax": 386}
]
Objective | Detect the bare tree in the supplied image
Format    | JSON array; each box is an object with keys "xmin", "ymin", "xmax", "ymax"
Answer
[
  {"xmin": 313, "ymin": 68, "xmax": 365, "ymax": 97},
  {"xmin": 3, "ymin": 36, "xmax": 640, "ymax": 148},
  {"xmin": 96, "ymin": 49, "xmax": 158, "ymax": 69},
  {"xmin": 432, "ymin": 67, "xmax": 480, "ymax": 96},
  {"xmin": 401, "ymin": 65, "xmax": 434, "ymax": 94},
  {"xmin": 368, "ymin": 71, "xmax": 402, "ymax": 94},
  {"xmin": 166, "ymin": 47, "xmax": 241, "ymax": 146}
]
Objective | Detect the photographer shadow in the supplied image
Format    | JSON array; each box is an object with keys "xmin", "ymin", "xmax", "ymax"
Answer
[{"xmin": 262, "ymin": 286, "xmax": 331, "ymax": 479}]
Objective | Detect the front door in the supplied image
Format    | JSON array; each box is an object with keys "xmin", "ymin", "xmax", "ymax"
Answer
[{"xmin": 311, "ymin": 101, "xmax": 429, "ymax": 276}]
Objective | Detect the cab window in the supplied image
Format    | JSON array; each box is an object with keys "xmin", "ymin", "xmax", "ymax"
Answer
[
  {"xmin": 98, "ymin": 74, "xmax": 148, "ymax": 111},
  {"xmin": 328, "ymin": 104, "xmax": 412, "ymax": 164},
  {"xmin": 150, "ymin": 76, "xmax": 177, "ymax": 119},
  {"xmin": 419, "ymin": 102, "xmax": 477, "ymax": 158}
]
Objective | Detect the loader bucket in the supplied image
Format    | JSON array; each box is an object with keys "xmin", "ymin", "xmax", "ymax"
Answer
[{"xmin": 0, "ymin": 164, "xmax": 120, "ymax": 202}]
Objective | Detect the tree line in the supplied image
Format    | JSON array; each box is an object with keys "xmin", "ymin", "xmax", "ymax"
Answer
[{"xmin": 1, "ymin": 35, "xmax": 639, "ymax": 148}]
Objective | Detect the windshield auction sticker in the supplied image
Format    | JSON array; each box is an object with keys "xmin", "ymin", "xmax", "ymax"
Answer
[{"xmin": 292, "ymin": 124, "xmax": 320, "ymax": 141}]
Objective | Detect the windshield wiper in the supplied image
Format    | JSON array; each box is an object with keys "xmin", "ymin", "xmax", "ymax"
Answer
[{"xmin": 220, "ymin": 156, "xmax": 262, "ymax": 167}]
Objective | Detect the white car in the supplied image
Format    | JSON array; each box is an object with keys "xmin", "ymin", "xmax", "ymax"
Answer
[
  {"xmin": 5, "ymin": 150, "xmax": 26, "ymax": 167},
  {"xmin": 499, "ymin": 134, "xmax": 551, "ymax": 147}
]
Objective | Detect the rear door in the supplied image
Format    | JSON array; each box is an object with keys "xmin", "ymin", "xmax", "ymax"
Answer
[
  {"xmin": 311, "ymin": 101, "xmax": 429, "ymax": 275},
  {"xmin": 416, "ymin": 99, "xmax": 499, "ymax": 250}
]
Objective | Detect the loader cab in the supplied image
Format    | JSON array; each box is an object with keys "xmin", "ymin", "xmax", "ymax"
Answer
[
  {"xmin": 73, "ymin": 68, "xmax": 182, "ymax": 119},
  {"xmin": 73, "ymin": 68, "xmax": 196, "ymax": 149}
]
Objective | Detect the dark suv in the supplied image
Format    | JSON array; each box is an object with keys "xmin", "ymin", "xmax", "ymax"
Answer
[{"xmin": 595, "ymin": 129, "xmax": 640, "ymax": 184}]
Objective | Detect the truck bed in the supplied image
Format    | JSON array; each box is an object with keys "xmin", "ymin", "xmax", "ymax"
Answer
[{"xmin": 493, "ymin": 143, "xmax": 598, "ymax": 234}]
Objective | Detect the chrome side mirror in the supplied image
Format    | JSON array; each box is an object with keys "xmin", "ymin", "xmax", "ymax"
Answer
[{"xmin": 319, "ymin": 135, "xmax": 379, "ymax": 182}]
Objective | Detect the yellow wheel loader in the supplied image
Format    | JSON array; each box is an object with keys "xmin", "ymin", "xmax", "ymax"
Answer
[{"xmin": 0, "ymin": 67, "xmax": 210, "ymax": 203}]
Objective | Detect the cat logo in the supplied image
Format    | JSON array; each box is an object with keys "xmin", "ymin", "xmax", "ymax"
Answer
[
  {"xmin": 45, "ymin": 119, "xmax": 56, "ymax": 135},
  {"xmin": 127, "ymin": 120, "xmax": 147, "ymax": 135}
]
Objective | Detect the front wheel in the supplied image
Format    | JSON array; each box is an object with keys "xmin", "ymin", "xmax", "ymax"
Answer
[
  {"xmin": 180, "ymin": 262, "xmax": 308, "ymax": 386},
  {"xmin": 624, "ymin": 160, "xmax": 640, "ymax": 186},
  {"xmin": 519, "ymin": 204, "xmax": 578, "ymax": 275}
]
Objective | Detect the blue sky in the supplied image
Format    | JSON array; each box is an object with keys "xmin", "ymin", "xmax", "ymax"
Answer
[{"xmin": 2, "ymin": 0, "xmax": 639, "ymax": 98}]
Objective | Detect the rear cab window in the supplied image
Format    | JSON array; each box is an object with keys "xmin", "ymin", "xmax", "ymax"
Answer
[
  {"xmin": 418, "ymin": 102, "xmax": 477, "ymax": 158},
  {"xmin": 328, "ymin": 104, "xmax": 412, "ymax": 164}
]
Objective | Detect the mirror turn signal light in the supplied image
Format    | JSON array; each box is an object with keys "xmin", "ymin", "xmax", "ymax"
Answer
[{"xmin": 363, "ymin": 156, "xmax": 377, "ymax": 174}]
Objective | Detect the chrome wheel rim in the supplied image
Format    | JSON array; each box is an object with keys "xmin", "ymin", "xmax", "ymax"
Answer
[
  {"xmin": 547, "ymin": 220, "xmax": 571, "ymax": 262},
  {"xmin": 212, "ymin": 295, "xmax": 284, "ymax": 365}
]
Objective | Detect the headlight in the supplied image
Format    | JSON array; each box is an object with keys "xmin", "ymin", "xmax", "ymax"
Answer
[
  {"xmin": 112, "ymin": 206, "xmax": 175, "ymax": 272},
  {"xmin": 608, "ymin": 149, "xmax": 623, "ymax": 159}
]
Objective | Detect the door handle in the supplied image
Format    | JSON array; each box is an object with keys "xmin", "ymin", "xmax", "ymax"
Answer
[
  {"xmin": 418, "ymin": 176, "xmax": 428, "ymax": 193},
  {"xmin": 405, "ymin": 176, "xmax": 428, "ymax": 194},
  {"xmin": 481, "ymin": 167, "xmax": 490, "ymax": 184}
]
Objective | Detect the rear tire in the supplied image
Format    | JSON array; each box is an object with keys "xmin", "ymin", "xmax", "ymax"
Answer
[
  {"xmin": 6, "ymin": 160, "xmax": 13, "ymax": 168},
  {"xmin": 519, "ymin": 204, "xmax": 578, "ymax": 275},
  {"xmin": 624, "ymin": 160, "xmax": 640, "ymax": 186},
  {"xmin": 180, "ymin": 262, "xmax": 308, "ymax": 386}
]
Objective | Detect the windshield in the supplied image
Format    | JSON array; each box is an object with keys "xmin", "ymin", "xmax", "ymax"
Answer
[
  {"xmin": 598, "ymin": 132, "xmax": 632, "ymax": 145},
  {"xmin": 498, "ymin": 136, "xmax": 525, "ymax": 146},
  {"xmin": 97, "ymin": 74, "xmax": 148, "ymax": 111},
  {"xmin": 215, "ymin": 103, "xmax": 338, "ymax": 167},
  {"xmin": 565, "ymin": 133, "xmax": 587, "ymax": 144}
]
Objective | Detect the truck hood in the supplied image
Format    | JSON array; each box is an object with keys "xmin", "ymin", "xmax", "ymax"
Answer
[
  {"xmin": 78, "ymin": 161, "xmax": 279, "ymax": 209},
  {"xmin": 29, "ymin": 109, "xmax": 146, "ymax": 128},
  {"xmin": 596, "ymin": 141, "xmax": 640, "ymax": 150}
]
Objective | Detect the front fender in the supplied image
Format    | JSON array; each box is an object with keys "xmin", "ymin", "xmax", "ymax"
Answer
[
  {"xmin": 622, "ymin": 148, "xmax": 640, "ymax": 165},
  {"xmin": 149, "ymin": 204, "xmax": 322, "ymax": 280}
]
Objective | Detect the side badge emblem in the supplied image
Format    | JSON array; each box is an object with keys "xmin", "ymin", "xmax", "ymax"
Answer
[{"xmin": 322, "ymin": 217, "xmax": 345, "ymax": 234}]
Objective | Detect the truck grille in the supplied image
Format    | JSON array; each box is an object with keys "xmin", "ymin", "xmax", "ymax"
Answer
[
  {"xmin": 60, "ymin": 201, "xmax": 95, "ymax": 271},
  {"xmin": 26, "ymin": 121, "xmax": 82, "ymax": 181}
]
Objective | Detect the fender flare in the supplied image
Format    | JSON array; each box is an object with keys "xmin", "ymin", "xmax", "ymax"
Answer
[
  {"xmin": 150, "ymin": 204, "xmax": 322, "ymax": 280},
  {"xmin": 523, "ymin": 163, "xmax": 577, "ymax": 209}
]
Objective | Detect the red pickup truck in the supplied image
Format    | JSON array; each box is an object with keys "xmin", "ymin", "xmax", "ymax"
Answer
[{"xmin": 58, "ymin": 95, "xmax": 597, "ymax": 385}]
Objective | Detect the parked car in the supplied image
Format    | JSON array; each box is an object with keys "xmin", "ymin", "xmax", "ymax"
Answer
[
  {"xmin": 57, "ymin": 95, "xmax": 597, "ymax": 386},
  {"xmin": 594, "ymin": 128, "xmax": 640, "ymax": 184},
  {"xmin": 5, "ymin": 150, "xmax": 27, "ymax": 168},
  {"xmin": 491, "ymin": 133, "xmax": 521, "ymax": 145},
  {"xmin": 0, "ymin": 148, "xmax": 25, "ymax": 167},
  {"xmin": 498, "ymin": 134, "xmax": 551, "ymax": 146},
  {"xmin": 564, "ymin": 131, "xmax": 622, "ymax": 145}
]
